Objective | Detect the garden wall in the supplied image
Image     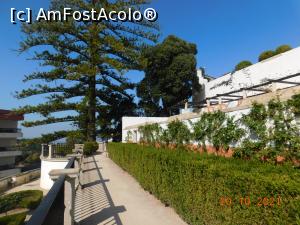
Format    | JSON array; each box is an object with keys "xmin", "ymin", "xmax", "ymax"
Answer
[{"xmin": 0, "ymin": 169, "xmax": 40, "ymax": 193}]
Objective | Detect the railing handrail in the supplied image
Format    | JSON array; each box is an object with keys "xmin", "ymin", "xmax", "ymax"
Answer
[{"xmin": 26, "ymin": 157, "xmax": 75, "ymax": 225}]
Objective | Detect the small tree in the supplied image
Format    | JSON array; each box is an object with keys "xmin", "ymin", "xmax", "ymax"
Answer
[
  {"xmin": 167, "ymin": 120, "xmax": 191, "ymax": 147},
  {"xmin": 213, "ymin": 116, "xmax": 244, "ymax": 151},
  {"xmin": 234, "ymin": 60, "xmax": 252, "ymax": 71},
  {"xmin": 236, "ymin": 98, "xmax": 300, "ymax": 162},
  {"xmin": 193, "ymin": 114, "xmax": 210, "ymax": 150},
  {"xmin": 235, "ymin": 103, "xmax": 268, "ymax": 159},
  {"xmin": 194, "ymin": 111, "xmax": 242, "ymax": 152},
  {"xmin": 138, "ymin": 123, "xmax": 161, "ymax": 145},
  {"xmin": 258, "ymin": 50, "xmax": 276, "ymax": 62},
  {"xmin": 125, "ymin": 131, "xmax": 133, "ymax": 143},
  {"xmin": 275, "ymin": 45, "xmax": 292, "ymax": 54}
]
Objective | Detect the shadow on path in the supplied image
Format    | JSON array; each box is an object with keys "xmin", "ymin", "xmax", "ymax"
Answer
[{"xmin": 75, "ymin": 154, "xmax": 125, "ymax": 225}]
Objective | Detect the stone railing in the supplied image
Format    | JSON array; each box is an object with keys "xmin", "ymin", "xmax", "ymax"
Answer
[{"xmin": 27, "ymin": 151, "xmax": 83, "ymax": 225}]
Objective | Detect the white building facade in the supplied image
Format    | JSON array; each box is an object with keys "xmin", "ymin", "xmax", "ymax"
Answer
[
  {"xmin": 122, "ymin": 46, "xmax": 300, "ymax": 144},
  {"xmin": 0, "ymin": 109, "xmax": 23, "ymax": 178}
]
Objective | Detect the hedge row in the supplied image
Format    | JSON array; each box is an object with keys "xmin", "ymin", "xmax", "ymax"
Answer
[
  {"xmin": 0, "ymin": 212, "xmax": 26, "ymax": 225},
  {"xmin": 108, "ymin": 143, "xmax": 300, "ymax": 225},
  {"xmin": 0, "ymin": 190, "xmax": 43, "ymax": 213}
]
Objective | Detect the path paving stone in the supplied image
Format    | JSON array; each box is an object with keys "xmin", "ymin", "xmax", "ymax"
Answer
[{"xmin": 74, "ymin": 151, "xmax": 187, "ymax": 225}]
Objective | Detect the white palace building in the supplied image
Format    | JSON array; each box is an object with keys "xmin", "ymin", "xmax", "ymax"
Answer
[{"xmin": 122, "ymin": 46, "xmax": 300, "ymax": 143}]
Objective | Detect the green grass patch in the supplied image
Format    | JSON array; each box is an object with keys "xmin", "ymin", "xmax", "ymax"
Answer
[
  {"xmin": 0, "ymin": 212, "xmax": 26, "ymax": 225},
  {"xmin": 0, "ymin": 190, "xmax": 43, "ymax": 214},
  {"xmin": 108, "ymin": 143, "xmax": 300, "ymax": 225}
]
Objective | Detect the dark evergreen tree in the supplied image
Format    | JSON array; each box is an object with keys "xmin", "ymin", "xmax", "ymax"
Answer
[
  {"xmin": 16, "ymin": 0, "xmax": 159, "ymax": 142},
  {"xmin": 137, "ymin": 35, "xmax": 197, "ymax": 116}
]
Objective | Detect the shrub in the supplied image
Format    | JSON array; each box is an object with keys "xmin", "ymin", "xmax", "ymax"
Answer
[
  {"xmin": 236, "ymin": 98, "xmax": 300, "ymax": 162},
  {"xmin": 166, "ymin": 120, "xmax": 191, "ymax": 147},
  {"xmin": 0, "ymin": 190, "xmax": 43, "ymax": 213},
  {"xmin": 125, "ymin": 130, "xmax": 133, "ymax": 142},
  {"xmin": 24, "ymin": 152, "xmax": 40, "ymax": 163},
  {"xmin": 83, "ymin": 141, "xmax": 98, "ymax": 156},
  {"xmin": 258, "ymin": 50, "xmax": 276, "ymax": 62},
  {"xmin": 0, "ymin": 212, "xmax": 26, "ymax": 225},
  {"xmin": 234, "ymin": 60, "xmax": 252, "ymax": 71},
  {"xmin": 108, "ymin": 143, "xmax": 300, "ymax": 225},
  {"xmin": 193, "ymin": 111, "xmax": 243, "ymax": 151},
  {"xmin": 275, "ymin": 45, "xmax": 292, "ymax": 54},
  {"xmin": 138, "ymin": 123, "xmax": 161, "ymax": 144}
]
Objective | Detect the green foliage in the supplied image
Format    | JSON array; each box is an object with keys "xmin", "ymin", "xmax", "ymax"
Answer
[
  {"xmin": 0, "ymin": 212, "xmax": 26, "ymax": 225},
  {"xmin": 235, "ymin": 98, "xmax": 300, "ymax": 162},
  {"xmin": 83, "ymin": 141, "xmax": 98, "ymax": 156},
  {"xmin": 125, "ymin": 130, "xmax": 133, "ymax": 142},
  {"xmin": 258, "ymin": 45, "xmax": 292, "ymax": 62},
  {"xmin": 66, "ymin": 131, "xmax": 85, "ymax": 146},
  {"xmin": 108, "ymin": 143, "xmax": 300, "ymax": 225},
  {"xmin": 24, "ymin": 152, "xmax": 40, "ymax": 164},
  {"xmin": 258, "ymin": 50, "xmax": 276, "ymax": 62},
  {"xmin": 138, "ymin": 123, "xmax": 161, "ymax": 144},
  {"xmin": 234, "ymin": 60, "xmax": 252, "ymax": 71},
  {"xmin": 137, "ymin": 35, "xmax": 198, "ymax": 116},
  {"xmin": 137, "ymin": 96, "xmax": 300, "ymax": 164},
  {"xmin": 275, "ymin": 45, "xmax": 292, "ymax": 54},
  {"xmin": 213, "ymin": 116, "xmax": 244, "ymax": 151},
  {"xmin": 0, "ymin": 190, "xmax": 43, "ymax": 213},
  {"xmin": 166, "ymin": 120, "xmax": 191, "ymax": 147},
  {"xmin": 138, "ymin": 120, "xmax": 191, "ymax": 147},
  {"xmin": 15, "ymin": 0, "xmax": 159, "ymax": 142},
  {"xmin": 288, "ymin": 94, "xmax": 300, "ymax": 114},
  {"xmin": 193, "ymin": 111, "xmax": 243, "ymax": 151}
]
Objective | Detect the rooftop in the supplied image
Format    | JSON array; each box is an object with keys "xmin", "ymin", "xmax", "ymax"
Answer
[{"xmin": 0, "ymin": 109, "xmax": 24, "ymax": 121}]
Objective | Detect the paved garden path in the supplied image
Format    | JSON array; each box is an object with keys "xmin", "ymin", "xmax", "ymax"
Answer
[{"xmin": 74, "ymin": 151, "xmax": 187, "ymax": 225}]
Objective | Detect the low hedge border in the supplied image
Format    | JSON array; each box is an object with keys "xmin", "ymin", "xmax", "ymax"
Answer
[
  {"xmin": 0, "ymin": 190, "xmax": 43, "ymax": 214},
  {"xmin": 108, "ymin": 143, "xmax": 300, "ymax": 225},
  {"xmin": 0, "ymin": 212, "xmax": 26, "ymax": 225}
]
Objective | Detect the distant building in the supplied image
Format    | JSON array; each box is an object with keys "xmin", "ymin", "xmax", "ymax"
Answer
[
  {"xmin": 122, "ymin": 46, "xmax": 300, "ymax": 143},
  {"xmin": 0, "ymin": 109, "xmax": 23, "ymax": 178},
  {"xmin": 195, "ymin": 46, "xmax": 300, "ymax": 103}
]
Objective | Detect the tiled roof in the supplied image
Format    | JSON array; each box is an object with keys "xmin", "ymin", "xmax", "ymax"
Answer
[{"xmin": 0, "ymin": 109, "xmax": 24, "ymax": 121}]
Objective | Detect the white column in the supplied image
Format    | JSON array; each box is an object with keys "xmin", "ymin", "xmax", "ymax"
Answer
[
  {"xmin": 271, "ymin": 82, "xmax": 277, "ymax": 92},
  {"xmin": 242, "ymin": 89, "xmax": 247, "ymax": 99},
  {"xmin": 184, "ymin": 101, "xmax": 188, "ymax": 110},
  {"xmin": 218, "ymin": 97, "xmax": 222, "ymax": 105},
  {"xmin": 41, "ymin": 144, "xmax": 45, "ymax": 158},
  {"xmin": 48, "ymin": 145, "xmax": 52, "ymax": 159}
]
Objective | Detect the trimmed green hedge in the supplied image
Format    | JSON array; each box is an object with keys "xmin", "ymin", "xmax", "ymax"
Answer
[
  {"xmin": 0, "ymin": 213, "xmax": 26, "ymax": 225},
  {"xmin": 83, "ymin": 141, "xmax": 98, "ymax": 156},
  {"xmin": 108, "ymin": 143, "xmax": 300, "ymax": 225},
  {"xmin": 0, "ymin": 190, "xmax": 43, "ymax": 213}
]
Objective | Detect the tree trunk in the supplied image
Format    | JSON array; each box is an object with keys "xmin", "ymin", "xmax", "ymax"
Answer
[{"xmin": 87, "ymin": 75, "xmax": 96, "ymax": 141}]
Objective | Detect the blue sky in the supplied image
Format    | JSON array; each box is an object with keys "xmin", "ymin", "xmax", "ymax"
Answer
[{"xmin": 0, "ymin": 0, "xmax": 300, "ymax": 138}]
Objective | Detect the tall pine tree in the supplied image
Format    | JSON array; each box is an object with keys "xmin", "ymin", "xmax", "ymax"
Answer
[{"xmin": 16, "ymin": 0, "xmax": 159, "ymax": 142}]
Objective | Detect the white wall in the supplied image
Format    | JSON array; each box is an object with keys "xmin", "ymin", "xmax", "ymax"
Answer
[
  {"xmin": 122, "ymin": 47, "xmax": 300, "ymax": 145},
  {"xmin": 122, "ymin": 106, "xmax": 253, "ymax": 146},
  {"xmin": 40, "ymin": 159, "xmax": 69, "ymax": 190},
  {"xmin": 122, "ymin": 117, "xmax": 168, "ymax": 142},
  {"xmin": 200, "ymin": 46, "xmax": 300, "ymax": 100}
]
